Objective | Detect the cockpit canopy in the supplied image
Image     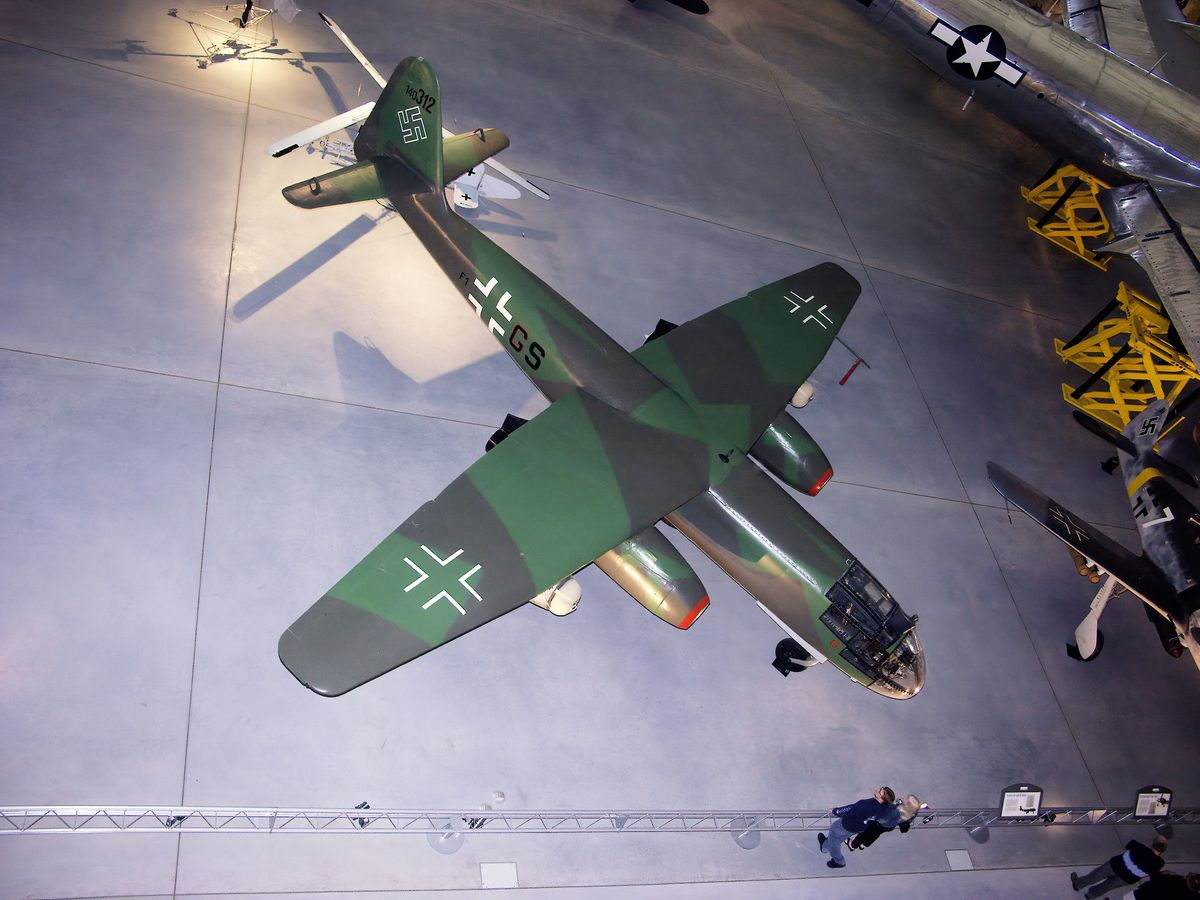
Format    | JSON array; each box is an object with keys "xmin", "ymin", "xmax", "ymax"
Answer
[{"xmin": 821, "ymin": 562, "xmax": 925, "ymax": 699}]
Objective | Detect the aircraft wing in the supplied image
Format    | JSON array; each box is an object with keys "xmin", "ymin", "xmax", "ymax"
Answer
[
  {"xmin": 1063, "ymin": 0, "xmax": 1160, "ymax": 70},
  {"xmin": 986, "ymin": 462, "xmax": 1174, "ymax": 606},
  {"xmin": 631, "ymin": 262, "xmax": 860, "ymax": 452},
  {"xmin": 279, "ymin": 387, "xmax": 711, "ymax": 696},
  {"xmin": 268, "ymin": 102, "xmax": 376, "ymax": 158},
  {"xmin": 1099, "ymin": 181, "xmax": 1200, "ymax": 363}
]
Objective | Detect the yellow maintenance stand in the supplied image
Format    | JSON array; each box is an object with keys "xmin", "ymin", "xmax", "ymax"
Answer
[
  {"xmin": 1056, "ymin": 283, "xmax": 1199, "ymax": 431},
  {"xmin": 1022, "ymin": 160, "xmax": 1112, "ymax": 269}
]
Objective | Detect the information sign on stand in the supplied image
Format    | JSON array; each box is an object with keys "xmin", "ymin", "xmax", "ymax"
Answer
[
  {"xmin": 1135, "ymin": 786, "xmax": 1172, "ymax": 819},
  {"xmin": 999, "ymin": 784, "xmax": 1043, "ymax": 820}
]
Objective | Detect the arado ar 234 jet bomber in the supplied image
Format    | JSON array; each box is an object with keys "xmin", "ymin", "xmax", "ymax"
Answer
[{"xmin": 275, "ymin": 55, "xmax": 925, "ymax": 700}]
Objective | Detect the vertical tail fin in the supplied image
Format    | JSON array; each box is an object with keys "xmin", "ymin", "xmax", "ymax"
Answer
[{"xmin": 354, "ymin": 56, "xmax": 444, "ymax": 192}]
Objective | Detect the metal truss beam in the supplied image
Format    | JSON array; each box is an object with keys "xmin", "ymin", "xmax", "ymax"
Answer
[{"xmin": 1, "ymin": 806, "xmax": 1198, "ymax": 836}]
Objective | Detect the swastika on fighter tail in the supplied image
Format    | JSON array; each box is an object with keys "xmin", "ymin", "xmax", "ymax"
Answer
[{"xmin": 398, "ymin": 106, "xmax": 427, "ymax": 144}]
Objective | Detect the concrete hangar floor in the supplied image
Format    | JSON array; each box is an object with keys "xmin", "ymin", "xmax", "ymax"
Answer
[{"xmin": 1, "ymin": 0, "xmax": 1197, "ymax": 896}]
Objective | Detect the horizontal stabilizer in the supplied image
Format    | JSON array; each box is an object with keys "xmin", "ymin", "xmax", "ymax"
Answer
[
  {"xmin": 317, "ymin": 12, "xmax": 548, "ymax": 201},
  {"xmin": 1073, "ymin": 410, "xmax": 1136, "ymax": 455},
  {"xmin": 443, "ymin": 128, "xmax": 511, "ymax": 185},
  {"xmin": 282, "ymin": 157, "xmax": 429, "ymax": 209},
  {"xmin": 268, "ymin": 102, "xmax": 375, "ymax": 157},
  {"xmin": 986, "ymin": 462, "xmax": 1172, "ymax": 605}
]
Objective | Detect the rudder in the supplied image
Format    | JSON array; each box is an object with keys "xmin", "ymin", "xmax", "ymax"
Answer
[{"xmin": 354, "ymin": 56, "xmax": 443, "ymax": 191}]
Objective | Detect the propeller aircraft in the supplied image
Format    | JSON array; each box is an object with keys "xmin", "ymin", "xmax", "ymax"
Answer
[
  {"xmin": 845, "ymin": 0, "xmax": 1200, "ymax": 364},
  {"xmin": 989, "ymin": 401, "xmax": 1200, "ymax": 670},
  {"xmin": 272, "ymin": 51, "xmax": 926, "ymax": 700}
]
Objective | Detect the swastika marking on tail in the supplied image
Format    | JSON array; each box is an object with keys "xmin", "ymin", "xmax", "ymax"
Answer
[{"xmin": 398, "ymin": 106, "xmax": 427, "ymax": 144}]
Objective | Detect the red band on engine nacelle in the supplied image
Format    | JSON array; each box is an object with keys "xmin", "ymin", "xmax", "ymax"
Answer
[
  {"xmin": 678, "ymin": 596, "xmax": 710, "ymax": 630},
  {"xmin": 808, "ymin": 467, "xmax": 834, "ymax": 496}
]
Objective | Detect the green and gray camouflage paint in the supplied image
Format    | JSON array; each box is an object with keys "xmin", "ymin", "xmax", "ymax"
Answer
[{"xmin": 277, "ymin": 57, "xmax": 925, "ymax": 700}]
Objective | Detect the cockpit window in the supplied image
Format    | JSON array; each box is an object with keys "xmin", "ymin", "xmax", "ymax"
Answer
[{"xmin": 821, "ymin": 562, "xmax": 919, "ymax": 691}]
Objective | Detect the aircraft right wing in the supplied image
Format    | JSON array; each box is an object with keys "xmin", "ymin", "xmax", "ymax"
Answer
[
  {"xmin": 279, "ymin": 386, "xmax": 712, "ymax": 696},
  {"xmin": 986, "ymin": 462, "xmax": 1175, "ymax": 606},
  {"xmin": 1098, "ymin": 181, "xmax": 1200, "ymax": 364}
]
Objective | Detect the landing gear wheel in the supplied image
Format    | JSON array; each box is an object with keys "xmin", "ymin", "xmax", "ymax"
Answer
[
  {"xmin": 1067, "ymin": 629, "xmax": 1104, "ymax": 661},
  {"xmin": 772, "ymin": 638, "xmax": 813, "ymax": 676}
]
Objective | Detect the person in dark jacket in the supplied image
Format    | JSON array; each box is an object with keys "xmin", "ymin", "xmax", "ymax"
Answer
[
  {"xmin": 1072, "ymin": 835, "xmax": 1168, "ymax": 898},
  {"xmin": 1133, "ymin": 871, "xmax": 1200, "ymax": 899},
  {"xmin": 817, "ymin": 786, "xmax": 895, "ymax": 869},
  {"xmin": 849, "ymin": 794, "xmax": 921, "ymax": 851}
]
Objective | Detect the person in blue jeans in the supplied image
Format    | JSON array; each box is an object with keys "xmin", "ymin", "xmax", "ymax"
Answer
[{"xmin": 818, "ymin": 786, "xmax": 895, "ymax": 869}]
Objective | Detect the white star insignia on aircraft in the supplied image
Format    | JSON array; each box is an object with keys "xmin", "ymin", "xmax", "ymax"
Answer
[
  {"xmin": 954, "ymin": 32, "xmax": 998, "ymax": 78},
  {"xmin": 928, "ymin": 19, "xmax": 1025, "ymax": 86}
]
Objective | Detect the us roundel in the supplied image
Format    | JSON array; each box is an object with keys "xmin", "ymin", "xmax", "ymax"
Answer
[
  {"xmin": 951, "ymin": 25, "xmax": 1007, "ymax": 79},
  {"xmin": 928, "ymin": 19, "xmax": 1025, "ymax": 86}
]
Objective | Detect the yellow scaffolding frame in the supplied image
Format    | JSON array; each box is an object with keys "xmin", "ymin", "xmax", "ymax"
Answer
[
  {"xmin": 1056, "ymin": 283, "xmax": 1199, "ymax": 431},
  {"xmin": 1022, "ymin": 161, "xmax": 1112, "ymax": 269}
]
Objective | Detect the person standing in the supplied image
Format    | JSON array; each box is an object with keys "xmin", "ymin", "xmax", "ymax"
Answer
[
  {"xmin": 818, "ymin": 786, "xmax": 895, "ymax": 869},
  {"xmin": 1072, "ymin": 835, "xmax": 1168, "ymax": 898},
  {"xmin": 849, "ymin": 794, "xmax": 921, "ymax": 851}
]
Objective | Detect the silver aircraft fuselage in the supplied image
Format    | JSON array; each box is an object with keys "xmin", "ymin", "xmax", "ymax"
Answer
[{"xmin": 855, "ymin": 0, "xmax": 1200, "ymax": 187}]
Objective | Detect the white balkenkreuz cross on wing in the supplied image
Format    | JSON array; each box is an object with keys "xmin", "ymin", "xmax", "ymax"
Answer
[
  {"xmin": 402, "ymin": 545, "xmax": 483, "ymax": 616},
  {"xmin": 785, "ymin": 290, "xmax": 833, "ymax": 329},
  {"xmin": 1050, "ymin": 505, "xmax": 1089, "ymax": 542}
]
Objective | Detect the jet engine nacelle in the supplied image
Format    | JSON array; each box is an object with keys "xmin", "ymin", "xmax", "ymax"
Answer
[
  {"xmin": 749, "ymin": 413, "xmax": 833, "ymax": 496},
  {"xmin": 594, "ymin": 525, "xmax": 709, "ymax": 629}
]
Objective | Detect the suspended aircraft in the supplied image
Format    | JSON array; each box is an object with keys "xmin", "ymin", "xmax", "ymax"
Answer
[
  {"xmin": 988, "ymin": 400, "xmax": 1200, "ymax": 670},
  {"xmin": 168, "ymin": 0, "xmax": 300, "ymax": 67},
  {"xmin": 272, "ymin": 53, "xmax": 926, "ymax": 700},
  {"xmin": 267, "ymin": 13, "xmax": 545, "ymax": 210},
  {"xmin": 846, "ymin": 0, "xmax": 1200, "ymax": 363}
]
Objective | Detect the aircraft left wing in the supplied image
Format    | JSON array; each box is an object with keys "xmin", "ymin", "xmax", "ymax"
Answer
[
  {"xmin": 986, "ymin": 462, "xmax": 1175, "ymax": 607},
  {"xmin": 631, "ymin": 262, "xmax": 860, "ymax": 452},
  {"xmin": 1099, "ymin": 181, "xmax": 1200, "ymax": 364},
  {"xmin": 279, "ymin": 388, "xmax": 711, "ymax": 696}
]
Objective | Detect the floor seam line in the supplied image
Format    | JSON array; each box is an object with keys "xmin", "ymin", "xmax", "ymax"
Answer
[{"xmin": 171, "ymin": 45, "xmax": 256, "ymax": 900}]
